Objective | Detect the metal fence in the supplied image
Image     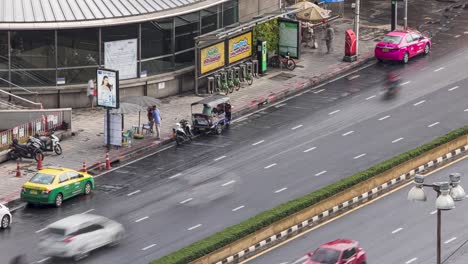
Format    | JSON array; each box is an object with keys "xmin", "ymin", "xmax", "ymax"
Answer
[{"xmin": 0, "ymin": 111, "xmax": 64, "ymax": 149}]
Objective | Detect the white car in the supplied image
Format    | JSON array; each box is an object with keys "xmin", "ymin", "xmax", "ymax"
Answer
[
  {"xmin": 0, "ymin": 203, "xmax": 12, "ymax": 229},
  {"xmin": 38, "ymin": 214, "xmax": 125, "ymax": 261}
]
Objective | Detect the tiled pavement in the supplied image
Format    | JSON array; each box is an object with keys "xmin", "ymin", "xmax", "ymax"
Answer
[{"xmin": 0, "ymin": 18, "xmax": 387, "ymax": 204}]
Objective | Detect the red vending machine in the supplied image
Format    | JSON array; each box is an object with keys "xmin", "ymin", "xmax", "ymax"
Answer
[{"xmin": 343, "ymin": 29, "xmax": 357, "ymax": 62}]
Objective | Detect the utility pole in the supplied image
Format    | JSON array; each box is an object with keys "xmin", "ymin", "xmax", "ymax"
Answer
[
  {"xmin": 404, "ymin": 0, "xmax": 408, "ymax": 30},
  {"xmin": 354, "ymin": 0, "xmax": 360, "ymax": 56},
  {"xmin": 391, "ymin": 0, "xmax": 397, "ymax": 30}
]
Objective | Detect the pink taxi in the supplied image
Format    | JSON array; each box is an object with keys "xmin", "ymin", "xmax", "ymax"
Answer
[{"xmin": 375, "ymin": 30, "xmax": 431, "ymax": 64}]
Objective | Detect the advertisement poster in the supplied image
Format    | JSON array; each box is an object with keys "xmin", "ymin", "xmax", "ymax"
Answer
[
  {"xmin": 96, "ymin": 69, "xmax": 119, "ymax": 109},
  {"xmin": 200, "ymin": 42, "xmax": 225, "ymax": 75},
  {"xmin": 278, "ymin": 19, "xmax": 300, "ymax": 59},
  {"xmin": 228, "ymin": 31, "xmax": 252, "ymax": 64},
  {"xmin": 104, "ymin": 114, "xmax": 122, "ymax": 146},
  {"xmin": 104, "ymin": 39, "xmax": 137, "ymax": 80}
]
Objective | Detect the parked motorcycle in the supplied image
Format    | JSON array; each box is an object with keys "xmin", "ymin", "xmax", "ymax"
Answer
[
  {"xmin": 179, "ymin": 119, "xmax": 194, "ymax": 138},
  {"xmin": 8, "ymin": 138, "xmax": 44, "ymax": 161},
  {"xmin": 31, "ymin": 131, "xmax": 62, "ymax": 155},
  {"xmin": 173, "ymin": 121, "xmax": 192, "ymax": 146}
]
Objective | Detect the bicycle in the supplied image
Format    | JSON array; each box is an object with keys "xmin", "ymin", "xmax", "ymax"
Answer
[
  {"xmin": 269, "ymin": 52, "xmax": 296, "ymax": 71},
  {"xmin": 242, "ymin": 65, "xmax": 253, "ymax": 85}
]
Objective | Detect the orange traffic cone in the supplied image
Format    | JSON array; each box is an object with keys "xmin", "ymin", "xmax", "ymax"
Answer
[
  {"xmin": 82, "ymin": 161, "xmax": 87, "ymax": 173},
  {"xmin": 16, "ymin": 160, "xmax": 21, "ymax": 177},
  {"xmin": 105, "ymin": 153, "xmax": 112, "ymax": 170},
  {"xmin": 37, "ymin": 154, "xmax": 43, "ymax": 170}
]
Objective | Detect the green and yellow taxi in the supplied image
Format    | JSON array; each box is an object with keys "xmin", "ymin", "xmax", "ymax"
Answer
[{"xmin": 21, "ymin": 167, "xmax": 94, "ymax": 207}]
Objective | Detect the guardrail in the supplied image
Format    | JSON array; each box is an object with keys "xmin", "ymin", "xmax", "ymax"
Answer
[{"xmin": 0, "ymin": 77, "xmax": 42, "ymax": 109}]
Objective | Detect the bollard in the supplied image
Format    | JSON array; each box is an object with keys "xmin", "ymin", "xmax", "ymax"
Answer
[
  {"xmin": 105, "ymin": 153, "xmax": 112, "ymax": 170},
  {"xmin": 37, "ymin": 154, "xmax": 43, "ymax": 170},
  {"xmin": 16, "ymin": 160, "xmax": 21, "ymax": 177},
  {"xmin": 82, "ymin": 161, "xmax": 87, "ymax": 173}
]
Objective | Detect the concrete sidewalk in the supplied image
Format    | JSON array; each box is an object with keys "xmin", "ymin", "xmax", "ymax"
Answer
[{"xmin": 0, "ymin": 18, "xmax": 387, "ymax": 205}]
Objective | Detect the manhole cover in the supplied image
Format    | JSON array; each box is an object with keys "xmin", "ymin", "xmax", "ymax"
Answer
[{"xmin": 269, "ymin": 72, "xmax": 296, "ymax": 81}]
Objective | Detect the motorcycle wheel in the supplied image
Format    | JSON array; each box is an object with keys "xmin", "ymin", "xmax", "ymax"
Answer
[
  {"xmin": 286, "ymin": 59, "xmax": 296, "ymax": 70},
  {"xmin": 54, "ymin": 144, "xmax": 63, "ymax": 155},
  {"xmin": 34, "ymin": 150, "xmax": 44, "ymax": 162},
  {"xmin": 228, "ymin": 85, "xmax": 234, "ymax": 94},
  {"xmin": 176, "ymin": 136, "xmax": 183, "ymax": 146},
  {"xmin": 8, "ymin": 151, "xmax": 18, "ymax": 161},
  {"xmin": 235, "ymin": 82, "xmax": 241, "ymax": 91}
]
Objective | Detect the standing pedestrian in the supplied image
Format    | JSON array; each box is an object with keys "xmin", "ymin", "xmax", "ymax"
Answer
[
  {"xmin": 147, "ymin": 107, "xmax": 154, "ymax": 134},
  {"xmin": 87, "ymin": 79, "xmax": 95, "ymax": 108},
  {"xmin": 325, "ymin": 23, "xmax": 335, "ymax": 54},
  {"xmin": 152, "ymin": 105, "xmax": 162, "ymax": 139}
]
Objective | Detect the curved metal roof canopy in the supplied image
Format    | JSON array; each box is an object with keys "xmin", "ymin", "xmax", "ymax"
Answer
[{"xmin": 0, "ymin": 0, "xmax": 225, "ymax": 29}]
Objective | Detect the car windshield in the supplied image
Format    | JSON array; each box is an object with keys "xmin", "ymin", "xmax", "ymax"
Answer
[
  {"xmin": 29, "ymin": 173, "xmax": 55, "ymax": 185},
  {"xmin": 382, "ymin": 35, "xmax": 402, "ymax": 44},
  {"xmin": 47, "ymin": 227, "xmax": 67, "ymax": 236},
  {"xmin": 310, "ymin": 248, "xmax": 340, "ymax": 264}
]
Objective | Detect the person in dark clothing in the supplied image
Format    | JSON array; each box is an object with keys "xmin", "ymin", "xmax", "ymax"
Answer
[
  {"xmin": 225, "ymin": 102, "xmax": 232, "ymax": 128},
  {"xmin": 325, "ymin": 23, "xmax": 335, "ymax": 54}
]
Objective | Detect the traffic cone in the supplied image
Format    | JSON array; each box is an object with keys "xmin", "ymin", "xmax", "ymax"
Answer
[
  {"xmin": 105, "ymin": 153, "xmax": 112, "ymax": 170},
  {"xmin": 82, "ymin": 161, "xmax": 87, "ymax": 173},
  {"xmin": 37, "ymin": 154, "xmax": 43, "ymax": 170},
  {"xmin": 16, "ymin": 160, "xmax": 21, "ymax": 177}
]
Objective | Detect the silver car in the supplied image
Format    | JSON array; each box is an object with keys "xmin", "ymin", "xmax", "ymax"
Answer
[
  {"xmin": 38, "ymin": 214, "xmax": 125, "ymax": 261},
  {"xmin": 0, "ymin": 203, "xmax": 12, "ymax": 229}
]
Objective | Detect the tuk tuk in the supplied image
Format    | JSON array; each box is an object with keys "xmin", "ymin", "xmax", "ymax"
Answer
[{"xmin": 191, "ymin": 95, "xmax": 231, "ymax": 135}]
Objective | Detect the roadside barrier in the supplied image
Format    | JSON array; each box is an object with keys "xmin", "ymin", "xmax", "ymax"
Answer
[
  {"xmin": 105, "ymin": 153, "xmax": 112, "ymax": 170},
  {"xmin": 37, "ymin": 154, "xmax": 43, "ymax": 170},
  {"xmin": 16, "ymin": 160, "xmax": 21, "ymax": 177},
  {"xmin": 82, "ymin": 161, "xmax": 87, "ymax": 173}
]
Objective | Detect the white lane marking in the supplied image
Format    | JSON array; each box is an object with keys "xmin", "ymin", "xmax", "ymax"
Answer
[
  {"xmin": 252, "ymin": 140, "xmax": 265, "ymax": 146},
  {"xmin": 392, "ymin": 227, "xmax": 404, "ymax": 234},
  {"xmin": 445, "ymin": 237, "xmax": 457, "ymax": 244},
  {"xmin": 82, "ymin": 209, "xmax": 95, "ymax": 214},
  {"xmin": 275, "ymin": 103, "xmax": 287, "ymax": 108},
  {"xmin": 413, "ymin": 100, "xmax": 426, "ymax": 106},
  {"xmin": 236, "ymin": 117, "xmax": 248, "ymax": 122},
  {"xmin": 314, "ymin": 89, "xmax": 325, "ymax": 94},
  {"xmin": 342, "ymin": 130, "xmax": 354, "ymax": 136},
  {"xmin": 378, "ymin": 115, "xmax": 391, "ymax": 121},
  {"xmin": 430, "ymin": 210, "xmax": 438, "ymax": 215},
  {"xmin": 232, "ymin": 205, "xmax": 245, "ymax": 212},
  {"xmin": 400, "ymin": 81, "xmax": 411, "ymax": 86},
  {"xmin": 169, "ymin": 173, "xmax": 182, "ymax": 179},
  {"xmin": 448, "ymin": 86, "xmax": 459, "ymax": 91},
  {"xmin": 464, "ymin": 109, "xmax": 468, "ymax": 112},
  {"xmin": 292, "ymin": 124, "xmax": 304, "ymax": 130},
  {"xmin": 222, "ymin": 180, "xmax": 236, "ymax": 187},
  {"xmin": 454, "ymin": 34, "xmax": 461, "ymax": 38},
  {"xmin": 348, "ymin": 75, "xmax": 360, "ymax": 80},
  {"xmin": 328, "ymin": 110, "xmax": 340, "ymax": 115},
  {"xmin": 180, "ymin": 198, "xmax": 194, "ymax": 204},
  {"xmin": 353, "ymin": 153, "xmax": 367, "ymax": 159},
  {"xmin": 365, "ymin": 95, "xmax": 376, "ymax": 100},
  {"xmin": 141, "ymin": 244, "xmax": 157, "ymax": 251},
  {"xmin": 292, "ymin": 256, "xmax": 308, "ymax": 264},
  {"xmin": 464, "ymin": 31, "xmax": 468, "ymax": 34},
  {"xmin": 135, "ymin": 216, "xmax": 149, "ymax": 223},
  {"xmin": 187, "ymin": 224, "xmax": 202, "ymax": 231},
  {"xmin": 406, "ymin": 257, "xmax": 418, "ymax": 264},
  {"xmin": 37, "ymin": 258, "xmax": 51, "ymax": 263},
  {"xmin": 392, "ymin": 137, "xmax": 404, "ymax": 143},
  {"xmin": 315, "ymin": 170, "xmax": 327, "ymax": 176},
  {"xmin": 428, "ymin": 122, "xmax": 440, "ymax": 128},
  {"xmin": 35, "ymin": 227, "xmax": 48, "ymax": 234},
  {"xmin": 127, "ymin": 190, "xmax": 141, "ymax": 196},
  {"xmin": 275, "ymin": 187, "xmax": 288, "ymax": 193},
  {"xmin": 434, "ymin": 67, "xmax": 445, "ymax": 72},
  {"xmin": 304, "ymin": 147, "xmax": 317, "ymax": 153},
  {"xmin": 214, "ymin": 155, "xmax": 226, "ymax": 161},
  {"xmin": 264, "ymin": 163, "xmax": 277, "ymax": 169}
]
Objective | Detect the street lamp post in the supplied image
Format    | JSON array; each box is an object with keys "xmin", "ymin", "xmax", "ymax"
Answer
[{"xmin": 408, "ymin": 173, "xmax": 466, "ymax": 264}]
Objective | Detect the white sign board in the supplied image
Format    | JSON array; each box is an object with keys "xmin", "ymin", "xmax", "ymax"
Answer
[
  {"xmin": 104, "ymin": 39, "xmax": 137, "ymax": 80},
  {"xmin": 1, "ymin": 134, "xmax": 6, "ymax": 145},
  {"xmin": 96, "ymin": 69, "xmax": 119, "ymax": 109},
  {"xmin": 104, "ymin": 113, "xmax": 122, "ymax": 146}
]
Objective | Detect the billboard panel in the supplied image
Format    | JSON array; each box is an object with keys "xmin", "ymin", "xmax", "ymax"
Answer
[
  {"xmin": 278, "ymin": 19, "xmax": 300, "ymax": 59},
  {"xmin": 228, "ymin": 31, "xmax": 253, "ymax": 64},
  {"xmin": 200, "ymin": 42, "xmax": 226, "ymax": 75},
  {"xmin": 96, "ymin": 68, "xmax": 119, "ymax": 109}
]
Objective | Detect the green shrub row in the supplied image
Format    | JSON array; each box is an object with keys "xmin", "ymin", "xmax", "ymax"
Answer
[{"xmin": 151, "ymin": 126, "xmax": 468, "ymax": 264}]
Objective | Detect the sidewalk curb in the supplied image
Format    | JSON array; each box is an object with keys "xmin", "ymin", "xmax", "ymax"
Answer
[{"xmin": 0, "ymin": 53, "xmax": 375, "ymax": 208}]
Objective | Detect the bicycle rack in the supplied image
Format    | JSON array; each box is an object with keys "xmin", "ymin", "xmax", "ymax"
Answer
[
  {"xmin": 207, "ymin": 76, "xmax": 215, "ymax": 94},
  {"xmin": 252, "ymin": 60, "xmax": 259, "ymax": 77},
  {"xmin": 220, "ymin": 71, "xmax": 228, "ymax": 84},
  {"xmin": 234, "ymin": 67, "xmax": 241, "ymax": 81},
  {"xmin": 226, "ymin": 68, "xmax": 234, "ymax": 83},
  {"xmin": 214, "ymin": 74, "xmax": 221, "ymax": 91},
  {"xmin": 239, "ymin": 64, "xmax": 247, "ymax": 82},
  {"xmin": 246, "ymin": 62, "xmax": 253, "ymax": 78}
]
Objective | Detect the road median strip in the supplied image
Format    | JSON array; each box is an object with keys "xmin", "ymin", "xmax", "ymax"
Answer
[{"xmin": 150, "ymin": 126, "xmax": 468, "ymax": 264}]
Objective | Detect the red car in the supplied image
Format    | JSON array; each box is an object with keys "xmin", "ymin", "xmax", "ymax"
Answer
[
  {"xmin": 306, "ymin": 239, "xmax": 367, "ymax": 264},
  {"xmin": 375, "ymin": 29, "xmax": 431, "ymax": 64}
]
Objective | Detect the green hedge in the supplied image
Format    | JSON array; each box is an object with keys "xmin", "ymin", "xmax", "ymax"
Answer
[{"xmin": 151, "ymin": 126, "xmax": 468, "ymax": 264}]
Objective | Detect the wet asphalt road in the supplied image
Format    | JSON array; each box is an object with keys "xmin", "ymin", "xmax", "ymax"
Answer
[
  {"xmin": 247, "ymin": 157, "xmax": 468, "ymax": 264},
  {"xmin": 2, "ymin": 8, "xmax": 468, "ymax": 264}
]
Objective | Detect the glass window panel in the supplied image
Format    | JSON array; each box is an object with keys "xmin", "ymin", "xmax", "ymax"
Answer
[
  {"xmin": 201, "ymin": 5, "xmax": 219, "ymax": 34},
  {"xmin": 57, "ymin": 67, "xmax": 98, "ymax": 85},
  {"xmin": 57, "ymin": 28, "xmax": 99, "ymax": 67},
  {"xmin": 222, "ymin": 0, "xmax": 238, "ymax": 27},
  {"xmin": 102, "ymin": 24, "xmax": 138, "ymax": 42},
  {"xmin": 141, "ymin": 19, "xmax": 172, "ymax": 59},
  {"xmin": 10, "ymin": 30, "xmax": 56, "ymax": 69},
  {"xmin": 175, "ymin": 12, "xmax": 199, "ymax": 52},
  {"xmin": 174, "ymin": 49, "xmax": 194, "ymax": 70},
  {"xmin": 10, "ymin": 70, "xmax": 56, "ymax": 87},
  {"xmin": 141, "ymin": 56, "xmax": 173, "ymax": 75},
  {"xmin": 0, "ymin": 31, "xmax": 8, "ymax": 69}
]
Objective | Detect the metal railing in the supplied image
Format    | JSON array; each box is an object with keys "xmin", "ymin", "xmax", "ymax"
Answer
[{"xmin": 0, "ymin": 77, "xmax": 42, "ymax": 108}]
